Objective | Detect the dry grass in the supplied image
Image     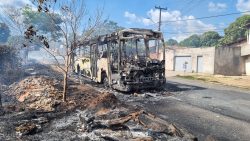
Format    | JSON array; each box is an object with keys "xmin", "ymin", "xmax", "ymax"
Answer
[{"xmin": 176, "ymin": 74, "xmax": 250, "ymax": 90}]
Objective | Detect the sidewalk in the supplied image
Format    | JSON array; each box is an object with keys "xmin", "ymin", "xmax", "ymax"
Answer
[{"xmin": 166, "ymin": 71, "xmax": 250, "ymax": 90}]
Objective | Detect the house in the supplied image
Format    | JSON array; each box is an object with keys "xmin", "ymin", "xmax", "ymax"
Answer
[
  {"xmin": 165, "ymin": 40, "xmax": 250, "ymax": 76},
  {"xmin": 165, "ymin": 47, "xmax": 216, "ymax": 74}
]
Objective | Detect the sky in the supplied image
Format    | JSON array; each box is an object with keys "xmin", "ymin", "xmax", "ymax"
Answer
[{"xmin": 0, "ymin": 0, "xmax": 250, "ymax": 41}]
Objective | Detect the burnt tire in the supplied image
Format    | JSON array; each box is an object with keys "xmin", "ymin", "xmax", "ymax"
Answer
[
  {"xmin": 101, "ymin": 72, "xmax": 109, "ymax": 88},
  {"xmin": 103, "ymin": 77, "xmax": 109, "ymax": 88}
]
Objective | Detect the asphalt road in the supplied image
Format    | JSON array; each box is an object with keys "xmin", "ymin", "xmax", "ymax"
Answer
[{"xmin": 119, "ymin": 77, "xmax": 250, "ymax": 141}]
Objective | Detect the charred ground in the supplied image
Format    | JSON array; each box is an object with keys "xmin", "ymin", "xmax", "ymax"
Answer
[{"xmin": 0, "ymin": 63, "xmax": 196, "ymax": 141}]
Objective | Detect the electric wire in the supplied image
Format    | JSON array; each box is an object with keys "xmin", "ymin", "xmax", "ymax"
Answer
[{"xmin": 146, "ymin": 10, "xmax": 250, "ymax": 27}]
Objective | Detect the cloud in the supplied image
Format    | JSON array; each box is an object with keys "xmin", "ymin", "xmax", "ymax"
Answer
[
  {"xmin": 208, "ymin": 2, "xmax": 227, "ymax": 12},
  {"xmin": 124, "ymin": 11, "xmax": 140, "ymax": 24},
  {"xmin": 0, "ymin": 0, "xmax": 34, "ymax": 8},
  {"xmin": 124, "ymin": 9, "xmax": 216, "ymax": 42},
  {"xmin": 236, "ymin": 0, "xmax": 250, "ymax": 12},
  {"xmin": 171, "ymin": 34, "xmax": 191, "ymax": 42}
]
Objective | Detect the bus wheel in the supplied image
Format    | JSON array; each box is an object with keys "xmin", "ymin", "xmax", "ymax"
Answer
[
  {"xmin": 103, "ymin": 76, "xmax": 109, "ymax": 88},
  {"xmin": 101, "ymin": 72, "xmax": 109, "ymax": 88}
]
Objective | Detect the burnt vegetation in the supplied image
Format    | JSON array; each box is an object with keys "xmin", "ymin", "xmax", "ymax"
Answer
[
  {"xmin": 0, "ymin": 0, "xmax": 199, "ymax": 140},
  {"xmin": 0, "ymin": 45, "xmax": 26, "ymax": 85}
]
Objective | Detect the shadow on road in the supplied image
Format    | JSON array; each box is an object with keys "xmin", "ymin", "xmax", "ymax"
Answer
[{"xmin": 164, "ymin": 81, "xmax": 206, "ymax": 92}]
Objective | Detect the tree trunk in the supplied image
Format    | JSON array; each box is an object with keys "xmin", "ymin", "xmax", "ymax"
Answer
[
  {"xmin": 71, "ymin": 52, "xmax": 75, "ymax": 71},
  {"xmin": 23, "ymin": 49, "xmax": 29, "ymax": 64},
  {"xmin": 62, "ymin": 72, "xmax": 68, "ymax": 102},
  {"xmin": 62, "ymin": 56, "xmax": 70, "ymax": 102}
]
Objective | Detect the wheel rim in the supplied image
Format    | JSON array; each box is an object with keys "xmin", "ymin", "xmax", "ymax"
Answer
[{"xmin": 103, "ymin": 77, "xmax": 109, "ymax": 88}]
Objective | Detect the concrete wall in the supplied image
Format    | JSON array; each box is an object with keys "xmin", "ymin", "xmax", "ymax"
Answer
[
  {"xmin": 238, "ymin": 41, "xmax": 250, "ymax": 56},
  {"xmin": 241, "ymin": 43, "xmax": 250, "ymax": 76},
  {"xmin": 241, "ymin": 43, "xmax": 250, "ymax": 56},
  {"xmin": 214, "ymin": 47, "xmax": 244, "ymax": 76},
  {"xmin": 166, "ymin": 47, "xmax": 215, "ymax": 74},
  {"xmin": 245, "ymin": 56, "xmax": 250, "ymax": 75},
  {"xmin": 226, "ymin": 40, "xmax": 248, "ymax": 48},
  {"xmin": 165, "ymin": 49, "xmax": 175, "ymax": 70},
  {"xmin": 165, "ymin": 43, "xmax": 248, "ymax": 76}
]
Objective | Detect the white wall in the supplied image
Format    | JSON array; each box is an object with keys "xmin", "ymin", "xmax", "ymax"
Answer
[
  {"xmin": 165, "ymin": 47, "xmax": 215, "ymax": 74},
  {"xmin": 246, "ymin": 56, "xmax": 250, "ymax": 76}
]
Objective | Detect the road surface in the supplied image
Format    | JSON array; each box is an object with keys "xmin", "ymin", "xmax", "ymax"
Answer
[{"xmin": 116, "ymin": 77, "xmax": 250, "ymax": 141}]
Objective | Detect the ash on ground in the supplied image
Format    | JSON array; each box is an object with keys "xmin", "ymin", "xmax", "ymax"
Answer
[{"xmin": 0, "ymin": 64, "xmax": 196, "ymax": 141}]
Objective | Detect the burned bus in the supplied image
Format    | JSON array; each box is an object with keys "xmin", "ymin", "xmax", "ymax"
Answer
[{"xmin": 75, "ymin": 28, "xmax": 166, "ymax": 92}]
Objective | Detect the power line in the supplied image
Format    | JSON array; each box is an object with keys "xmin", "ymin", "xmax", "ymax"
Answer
[
  {"xmin": 162, "ymin": 29, "xmax": 224, "ymax": 35},
  {"xmin": 163, "ymin": 26, "xmax": 227, "ymax": 32},
  {"xmin": 161, "ymin": 11, "xmax": 250, "ymax": 23},
  {"xmin": 162, "ymin": 22, "xmax": 248, "ymax": 35},
  {"xmin": 146, "ymin": 10, "xmax": 250, "ymax": 27}
]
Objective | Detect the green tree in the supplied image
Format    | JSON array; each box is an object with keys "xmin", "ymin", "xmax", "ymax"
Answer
[
  {"xmin": 0, "ymin": 23, "xmax": 10, "ymax": 43},
  {"xmin": 179, "ymin": 34, "xmax": 201, "ymax": 47},
  {"xmin": 219, "ymin": 15, "xmax": 250, "ymax": 46},
  {"xmin": 166, "ymin": 39, "xmax": 178, "ymax": 46},
  {"xmin": 200, "ymin": 31, "xmax": 221, "ymax": 47},
  {"xmin": 22, "ymin": 6, "xmax": 63, "ymax": 41}
]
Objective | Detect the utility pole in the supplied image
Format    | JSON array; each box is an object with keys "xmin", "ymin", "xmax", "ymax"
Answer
[
  {"xmin": 155, "ymin": 6, "xmax": 167, "ymax": 59},
  {"xmin": 155, "ymin": 6, "xmax": 167, "ymax": 31}
]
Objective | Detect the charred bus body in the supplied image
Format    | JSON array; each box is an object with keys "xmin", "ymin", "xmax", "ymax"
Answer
[{"xmin": 75, "ymin": 28, "xmax": 166, "ymax": 92}]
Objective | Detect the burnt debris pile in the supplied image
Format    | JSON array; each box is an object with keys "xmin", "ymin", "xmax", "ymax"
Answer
[
  {"xmin": 41, "ymin": 92, "xmax": 196, "ymax": 141},
  {"xmin": 0, "ymin": 67, "xmax": 196, "ymax": 141},
  {"xmin": 4, "ymin": 75, "xmax": 62, "ymax": 112}
]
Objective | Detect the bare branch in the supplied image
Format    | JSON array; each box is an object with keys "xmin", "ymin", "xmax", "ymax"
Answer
[{"xmin": 42, "ymin": 47, "xmax": 66, "ymax": 73}]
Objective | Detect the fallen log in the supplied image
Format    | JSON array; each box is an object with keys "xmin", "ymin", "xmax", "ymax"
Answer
[{"xmin": 107, "ymin": 110, "xmax": 144, "ymax": 126}]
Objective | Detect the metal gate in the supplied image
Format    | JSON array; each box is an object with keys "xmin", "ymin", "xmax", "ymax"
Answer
[
  {"xmin": 197, "ymin": 56, "xmax": 203, "ymax": 73},
  {"xmin": 174, "ymin": 56, "xmax": 192, "ymax": 72}
]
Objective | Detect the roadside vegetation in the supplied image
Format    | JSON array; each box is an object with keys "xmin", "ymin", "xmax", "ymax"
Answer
[
  {"xmin": 176, "ymin": 74, "xmax": 250, "ymax": 89},
  {"xmin": 166, "ymin": 15, "xmax": 250, "ymax": 47}
]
